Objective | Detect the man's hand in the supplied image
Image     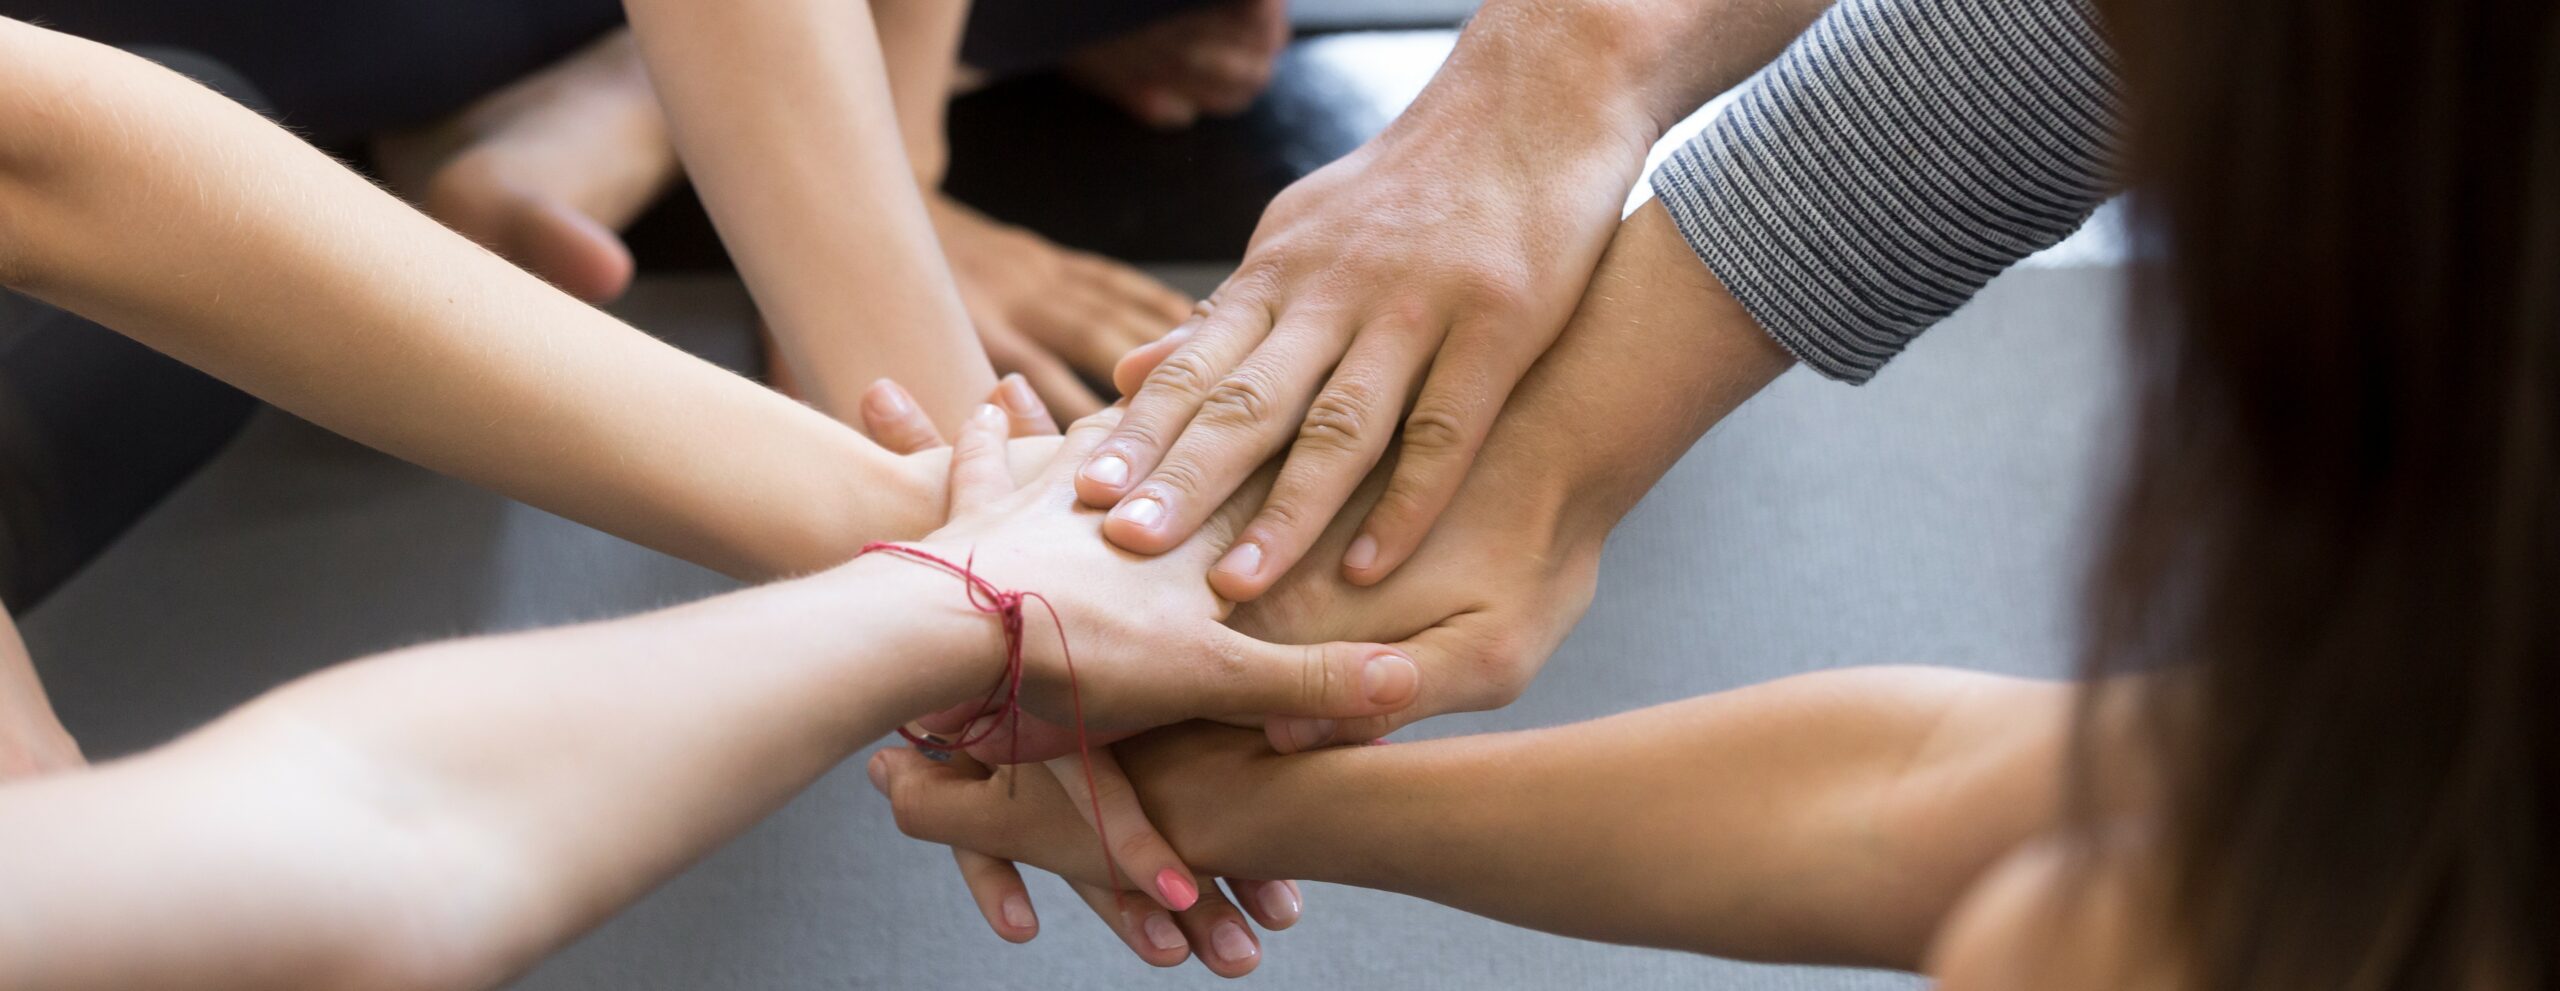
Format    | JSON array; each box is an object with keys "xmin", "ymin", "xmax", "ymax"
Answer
[{"xmin": 1069, "ymin": 4, "xmax": 1664, "ymax": 602}]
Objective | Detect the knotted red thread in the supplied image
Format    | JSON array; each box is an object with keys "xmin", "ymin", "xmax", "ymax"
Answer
[{"xmin": 859, "ymin": 542, "xmax": 1112, "ymax": 884}]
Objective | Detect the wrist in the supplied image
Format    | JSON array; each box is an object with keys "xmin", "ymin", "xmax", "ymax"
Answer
[
  {"xmin": 1423, "ymin": 0, "xmax": 1678, "ymax": 149},
  {"xmin": 816, "ymin": 552, "xmax": 1011, "ymax": 719}
]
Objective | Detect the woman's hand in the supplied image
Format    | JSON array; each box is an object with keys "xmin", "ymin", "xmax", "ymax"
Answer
[
  {"xmin": 900, "ymin": 404, "xmax": 1426, "ymax": 737},
  {"xmin": 871, "ymin": 729, "xmax": 1304, "ymax": 978}
]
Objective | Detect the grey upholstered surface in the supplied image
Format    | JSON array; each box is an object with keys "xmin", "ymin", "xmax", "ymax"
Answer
[{"xmin": 20, "ymin": 259, "xmax": 2125, "ymax": 990}]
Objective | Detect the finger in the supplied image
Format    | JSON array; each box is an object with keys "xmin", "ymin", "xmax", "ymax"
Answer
[
  {"xmin": 1111, "ymin": 310, "xmax": 1199, "ymax": 396},
  {"xmin": 1169, "ymin": 881, "xmax": 1263, "ymax": 977},
  {"xmin": 1209, "ymin": 320, "xmax": 1433, "ymax": 601},
  {"xmin": 986, "ymin": 323, "xmax": 1107, "ymax": 419},
  {"xmin": 1112, "ymin": 630, "xmax": 1419, "ymax": 726},
  {"xmin": 993, "ymin": 373, "xmax": 1061, "ymax": 436},
  {"xmin": 859, "ymin": 378, "xmax": 948, "ymax": 454},
  {"xmin": 1346, "ymin": 335, "xmax": 1543, "ymax": 585},
  {"xmin": 1073, "ymin": 881, "xmax": 1192, "ymax": 967},
  {"xmin": 1101, "ymin": 315, "xmax": 1343, "ymax": 555},
  {"xmin": 874, "ymin": 747, "xmax": 1048, "ymax": 860},
  {"xmin": 1229, "ymin": 878, "xmax": 1304, "ymax": 931},
  {"xmin": 1262, "ymin": 618, "xmax": 1522, "ymax": 753},
  {"xmin": 947, "ymin": 403, "xmax": 1016, "ymax": 513},
  {"xmin": 1077, "ymin": 290, "xmax": 1274, "ymax": 509},
  {"xmin": 1045, "ymin": 751, "xmax": 1201, "ymax": 912},
  {"xmin": 952, "ymin": 849, "xmax": 1040, "ymax": 943}
]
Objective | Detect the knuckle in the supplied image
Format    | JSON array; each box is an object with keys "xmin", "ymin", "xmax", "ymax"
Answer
[
  {"xmin": 1145, "ymin": 457, "xmax": 1213, "ymax": 498},
  {"xmin": 1399, "ymin": 401, "xmax": 1474, "ymax": 456},
  {"xmin": 1113, "ymin": 830, "xmax": 1167, "ymax": 868},
  {"xmin": 1296, "ymin": 381, "xmax": 1382, "ymax": 454},
  {"xmin": 1144, "ymin": 349, "xmax": 1222, "ymax": 401},
  {"xmin": 1196, "ymin": 369, "xmax": 1280, "ymax": 430}
]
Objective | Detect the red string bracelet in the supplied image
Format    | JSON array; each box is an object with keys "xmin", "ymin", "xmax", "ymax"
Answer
[{"xmin": 858, "ymin": 542, "xmax": 1112, "ymax": 882}]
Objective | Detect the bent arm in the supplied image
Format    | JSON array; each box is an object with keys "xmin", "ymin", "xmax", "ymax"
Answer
[
  {"xmin": 0, "ymin": 21, "xmax": 936, "ymax": 579},
  {"xmin": 892, "ymin": 666, "xmax": 2072, "ymax": 969}
]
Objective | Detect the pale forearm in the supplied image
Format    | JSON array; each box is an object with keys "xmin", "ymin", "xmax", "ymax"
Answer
[
  {"xmin": 0, "ymin": 23, "xmax": 931, "ymax": 579},
  {"xmin": 872, "ymin": 0, "xmax": 970, "ymax": 186},
  {"xmin": 623, "ymin": 0, "xmax": 994, "ymax": 427},
  {"xmin": 1163, "ymin": 669, "xmax": 2066, "ymax": 967},
  {"xmin": 0, "ymin": 562, "xmax": 993, "ymax": 991}
]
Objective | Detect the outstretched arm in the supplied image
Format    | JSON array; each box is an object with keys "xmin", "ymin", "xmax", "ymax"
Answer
[
  {"xmin": 0, "ymin": 20, "xmax": 936, "ymax": 579},
  {"xmin": 0, "ymin": 407, "xmax": 1419, "ymax": 991},
  {"xmin": 882, "ymin": 666, "xmax": 2073, "ymax": 970}
]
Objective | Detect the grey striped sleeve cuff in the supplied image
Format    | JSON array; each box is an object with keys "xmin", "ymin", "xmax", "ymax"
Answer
[{"xmin": 1651, "ymin": 0, "xmax": 2123, "ymax": 383}]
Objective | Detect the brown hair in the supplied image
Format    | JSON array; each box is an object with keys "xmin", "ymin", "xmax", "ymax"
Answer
[{"xmin": 2088, "ymin": 0, "xmax": 2560, "ymax": 987}]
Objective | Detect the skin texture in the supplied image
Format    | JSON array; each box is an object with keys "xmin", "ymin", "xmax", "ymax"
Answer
[
  {"xmin": 1077, "ymin": 0, "xmax": 1837, "ymax": 601},
  {"xmin": 0, "ymin": 408, "xmax": 1420, "ymax": 991},
  {"xmin": 0, "ymin": 612, "xmax": 77, "ymax": 779},
  {"xmin": 877, "ymin": 667, "xmax": 2083, "ymax": 971}
]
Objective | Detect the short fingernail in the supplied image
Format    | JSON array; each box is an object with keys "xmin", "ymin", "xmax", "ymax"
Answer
[
  {"xmin": 1283, "ymin": 718, "xmax": 1336, "ymax": 752},
  {"xmin": 864, "ymin": 752, "xmax": 889, "ymax": 794},
  {"xmin": 1083, "ymin": 453, "xmax": 1130, "ymax": 488},
  {"xmin": 1344, "ymin": 533, "xmax": 1380, "ymax": 571},
  {"xmin": 1142, "ymin": 912, "xmax": 1187, "ymax": 952},
  {"xmin": 865, "ymin": 378, "xmax": 913, "ymax": 415},
  {"xmin": 1000, "ymin": 893, "xmax": 1037, "ymax": 930},
  {"xmin": 1260, "ymin": 882, "xmax": 1302, "ymax": 924},
  {"xmin": 999, "ymin": 374, "xmax": 1042, "ymax": 417},
  {"xmin": 1215, "ymin": 540, "xmax": 1263, "ymax": 580},
  {"xmin": 1114, "ymin": 495, "xmax": 1168, "ymax": 531},
  {"xmin": 1362, "ymin": 653, "xmax": 1418, "ymax": 706},
  {"xmin": 1212, "ymin": 920, "xmax": 1259, "ymax": 964},
  {"xmin": 973, "ymin": 403, "xmax": 1007, "ymax": 428},
  {"xmin": 1162, "ymin": 322, "xmax": 1197, "ymax": 346},
  {"xmin": 1156, "ymin": 868, "xmax": 1199, "ymax": 910}
]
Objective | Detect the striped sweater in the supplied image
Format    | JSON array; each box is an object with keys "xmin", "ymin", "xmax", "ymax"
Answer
[{"xmin": 1651, "ymin": 0, "xmax": 2124, "ymax": 383}]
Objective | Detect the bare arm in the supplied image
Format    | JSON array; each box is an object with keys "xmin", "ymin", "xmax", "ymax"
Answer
[
  {"xmin": 0, "ymin": 409, "xmax": 1418, "ymax": 991},
  {"xmin": 882, "ymin": 666, "xmax": 2072, "ymax": 970},
  {"xmin": 620, "ymin": 0, "xmax": 995, "ymax": 429},
  {"xmin": 0, "ymin": 20, "xmax": 937, "ymax": 579}
]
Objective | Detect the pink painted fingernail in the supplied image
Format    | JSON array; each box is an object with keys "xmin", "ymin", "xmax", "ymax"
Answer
[
  {"xmin": 1114, "ymin": 495, "xmax": 1167, "ymax": 530},
  {"xmin": 1212, "ymin": 920, "xmax": 1259, "ymax": 964},
  {"xmin": 1362, "ymin": 653, "xmax": 1418, "ymax": 706},
  {"xmin": 1083, "ymin": 454, "xmax": 1130, "ymax": 488},
  {"xmin": 1258, "ymin": 882, "xmax": 1302, "ymax": 924},
  {"xmin": 1215, "ymin": 540, "xmax": 1263, "ymax": 579},
  {"xmin": 1344, "ymin": 533, "xmax": 1379, "ymax": 571},
  {"xmin": 1156, "ymin": 868, "xmax": 1199, "ymax": 910},
  {"xmin": 1000, "ymin": 893, "xmax": 1036, "ymax": 930},
  {"xmin": 1142, "ymin": 911, "xmax": 1187, "ymax": 951}
]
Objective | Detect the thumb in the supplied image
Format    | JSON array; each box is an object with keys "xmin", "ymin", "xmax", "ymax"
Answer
[
  {"xmin": 1178, "ymin": 629, "xmax": 1421, "ymax": 723},
  {"xmin": 1264, "ymin": 618, "xmax": 1510, "ymax": 754}
]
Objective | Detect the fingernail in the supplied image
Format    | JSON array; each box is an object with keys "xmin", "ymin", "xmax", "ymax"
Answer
[
  {"xmin": 1212, "ymin": 920, "xmax": 1259, "ymax": 964},
  {"xmin": 1113, "ymin": 495, "xmax": 1167, "ymax": 530},
  {"xmin": 1259, "ymin": 882, "xmax": 1302, "ymax": 924},
  {"xmin": 1362, "ymin": 653, "xmax": 1418, "ymax": 706},
  {"xmin": 1142, "ymin": 912, "xmax": 1187, "ymax": 952},
  {"xmin": 1156, "ymin": 868, "xmax": 1199, "ymax": 910},
  {"xmin": 1283, "ymin": 718, "xmax": 1336, "ymax": 752},
  {"xmin": 1162, "ymin": 322, "xmax": 1197, "ymax": 346},
  {"xmin": 864, "ymin": 752, "xmax": 889, "ymax": 794},
  {"xmin": 1083, "ymin": 453, "xmax": 1130, "ymax": 488},
  {"xmin": 999, "ymin": 374, "xmax": 1042, "ymax": 417},
  {"xmin": 865, "ymin": 378, "xmax": 913, "ymax": 415},
  {"xmin": 1344, "ymin": 533, "xmax": 1379, "ymax": 571},
  {"xmin": 1215, "ymin": 540, "xmax": 1263, "ymax": 579},
  {"xmin": 1000, "ymin": 893, "xmax": 1036, "ymax": 930},
  {"xmin": 974, "ymin": 403, "xmax": 1007, "ymax": 428}
]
